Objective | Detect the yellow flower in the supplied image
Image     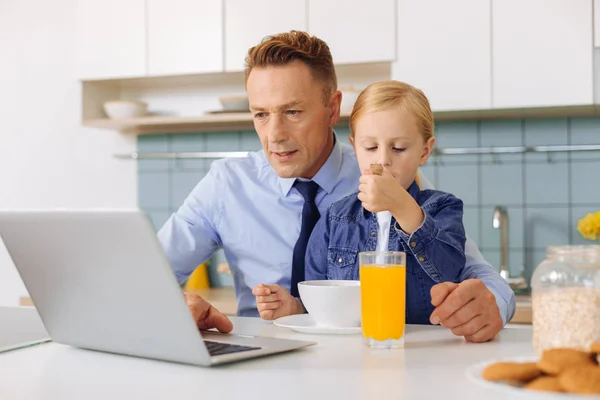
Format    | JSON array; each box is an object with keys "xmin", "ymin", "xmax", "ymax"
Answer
[{"xmin": 578, "ymin": 211, "xmax": 600, "ymax": 241}]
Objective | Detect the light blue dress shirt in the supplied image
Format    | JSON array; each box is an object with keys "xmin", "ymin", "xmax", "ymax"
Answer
[{"xmin": 157, "ymin": 137, "xmax": 516, "ymax": 324}]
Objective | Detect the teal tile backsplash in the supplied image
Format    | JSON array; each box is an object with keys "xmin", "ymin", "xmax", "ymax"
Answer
[{"xmin": 138, "ymin": 116, "xmax": 600, "ymax": 287}]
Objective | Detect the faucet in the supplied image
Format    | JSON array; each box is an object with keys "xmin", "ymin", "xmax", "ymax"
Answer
[{"xmin": 492, "ymin": 206, "xmax": 527, "ymax": 290}]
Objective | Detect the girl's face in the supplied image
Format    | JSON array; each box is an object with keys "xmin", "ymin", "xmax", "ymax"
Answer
[{"xmin": 350, "ymin": 107, "xmax": 435, "ymax": 189}]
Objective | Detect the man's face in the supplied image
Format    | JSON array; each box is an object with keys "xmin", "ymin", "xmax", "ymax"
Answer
[{"xmin": 246, "ymin": 61, "xmax": 340, "ymax": 179}]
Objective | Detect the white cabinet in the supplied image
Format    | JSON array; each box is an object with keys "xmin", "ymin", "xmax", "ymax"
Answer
[
  {"xmin": 308, "ymin": 0, "xmax": 395, "ymax": 65},
  {"xmin": 75, "ymin": 0, "xmax": 146, "ymax": 80},
  {"xmin": 392, "ymin": 0, "xmax": 491, "ymax": 111},
  {"xmin": 492, "ymin": 0, "xmax": 593, "ymax": 108},
  {"xmin": 147, "ymin": 0, "xmax": 223, "ymax": 76},
  {"xmin": 595, "ymin": 0, "xmax": 600, "ymax": 46},
  {"xmin": 224, "ymin": 0, "xmax": 307, "ymax": 72}
]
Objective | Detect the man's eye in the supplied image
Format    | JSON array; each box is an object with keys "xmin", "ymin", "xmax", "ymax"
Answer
[
  {"xmin": 254, "ymin": 112, "xmax": 266, "ymax": 119},
  {"xmin": 286, "ymin": 110, "xmax": 301, "ymax": 116}
]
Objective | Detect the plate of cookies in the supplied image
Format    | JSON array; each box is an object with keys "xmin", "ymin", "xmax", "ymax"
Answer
[{"xmin": 466, "ymin": 343, "xmax": 600, "ymax": 397}]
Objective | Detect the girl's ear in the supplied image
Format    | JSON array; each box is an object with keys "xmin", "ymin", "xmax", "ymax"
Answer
[
  {"xmin": 349, "ymin": 134, "xmax": 355, "ymax": 149},
  {"xmin": 419, "ymin": 137, "xmax": 436, "ymax": 166}
]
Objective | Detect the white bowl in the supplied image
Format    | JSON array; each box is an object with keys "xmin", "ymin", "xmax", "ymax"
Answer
[
  {"xmin": 340, "ymin": 89, "xmax": 361, "ymax": 113},
  {"xmin": 298, "ymin": 280, "xmax": 361, "ymax": 328},
  {"xmin": 103, "ymin": 100, "xmax": 148, "ymax": 119},
  {"xmin": 219, "ymin": 95, "xmax": 249, "ymax": 112}
]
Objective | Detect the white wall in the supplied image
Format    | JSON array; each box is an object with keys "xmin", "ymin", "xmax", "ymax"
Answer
[{"xmin": 0, "ymin": 0, "xmax": 137, "ymax": 306}]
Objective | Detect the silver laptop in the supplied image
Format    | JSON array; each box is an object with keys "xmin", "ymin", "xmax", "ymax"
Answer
[{"xmin": 0, "ymin": 209, "xmax": 314, "ymax": 366}]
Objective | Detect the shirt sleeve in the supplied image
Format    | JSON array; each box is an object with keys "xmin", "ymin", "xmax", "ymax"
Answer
[
  {"xmin": 460, "ymin": 237, "xmax": 517, "ymax": 326},
  {"xmin": 305, "ymin": 207, "xmax": 331, "ymax": 281},
  {"xmin": 395, "ymin": 194, "xmax": 466, "ymax": 283},
  {"xmin": 157, "ymin": 164, "xmax": 223, "ymax": 284}
]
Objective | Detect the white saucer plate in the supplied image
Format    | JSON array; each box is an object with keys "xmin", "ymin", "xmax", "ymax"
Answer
[{"xmin": 273, "ymin": 314, "xmax": 361, "ymax": 335}]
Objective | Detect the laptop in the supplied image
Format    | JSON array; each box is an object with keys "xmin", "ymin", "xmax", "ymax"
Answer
[{"xmin": 0, "ymin": 209, "xmax": 315, "ymax": 366}]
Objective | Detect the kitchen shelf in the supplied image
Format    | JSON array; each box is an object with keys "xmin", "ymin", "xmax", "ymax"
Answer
[
  {"xmin": 83, "ymin": 104, "xmax": 600, "ymax": 135},
  {"xmin": 84, "ymin": 112, "xmax": 352, "ymax": 135}
]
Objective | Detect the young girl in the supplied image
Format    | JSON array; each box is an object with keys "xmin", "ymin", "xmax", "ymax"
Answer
[{"xmin": 255, "ymin": 80, "xmax": 467, "ymax": 324}]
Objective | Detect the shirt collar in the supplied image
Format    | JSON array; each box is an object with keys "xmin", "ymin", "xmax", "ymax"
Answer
[{"xmin": 278, "ymin": 133, "xmax": 343, "ymax": 197}]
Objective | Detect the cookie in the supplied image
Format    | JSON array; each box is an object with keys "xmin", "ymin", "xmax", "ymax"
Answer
[
  {"xmin": 538, "ymin": 348, "xmax": 596, "ymax": 375},
  {"xmin": 482, "ymin": 362, "xmax": 541, "ymax": 382},
  {"xmin": 590, "ymin": 341, "xmax": 600, "ymax": 354},
  {"xmin": 524, "ymin": 376, "xmax": 563, "ymax": 392},
  {"xmin": 370, "ymin": 163, "xmax": 383, "ymax": 175},
  {"xmin": 559, "ymin": 365, "xmax": 600, "ymax": 394}
]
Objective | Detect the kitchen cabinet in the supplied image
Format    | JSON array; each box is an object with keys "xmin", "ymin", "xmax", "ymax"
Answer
[
  {"xmin": 492, "ymin": 0, "xmax": 593, "ymax": 108},
  {"xmin": 595, "ymin": 0, "xmax": 600, "ymax": 46},
  {"xmin": 224, "ymin": 0, "xmax": 307, "ymax": 72},
  {"xmin": 308, "ymin": 0, "xmax": 395, "ymax": 65},
  {"xmin": 392, "ymin": 0, "xmax": 491, "ymax": 111},
  {"xmin": 75, "ymin": 0, "xmax": 146, "ymax": 80},
  {"xmin": 147, "ymin": 0, "xmax": 223, "ymax": 76}
]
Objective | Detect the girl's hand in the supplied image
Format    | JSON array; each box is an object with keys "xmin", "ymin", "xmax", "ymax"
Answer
[{"xmin": 358, "ymin": 166, "xmax": 424, "ymax": 234}]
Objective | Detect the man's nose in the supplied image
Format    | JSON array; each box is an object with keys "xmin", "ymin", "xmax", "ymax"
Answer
[{"xmin": 267, "ymin": 114, "xmax": 287, "ymax": 143}]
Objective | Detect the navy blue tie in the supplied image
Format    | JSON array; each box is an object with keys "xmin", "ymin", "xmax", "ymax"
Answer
[{"xmin": 290, "ymin": 180, "xmax": 321, "ymax": 297}]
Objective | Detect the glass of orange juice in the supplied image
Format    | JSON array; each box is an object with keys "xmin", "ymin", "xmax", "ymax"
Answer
[{"xmin": 359, "ymin": 251, "xmax": 406, "ymax": 349}]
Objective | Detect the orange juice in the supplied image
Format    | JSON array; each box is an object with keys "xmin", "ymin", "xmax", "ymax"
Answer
[{"xmin": 360, "ymin": 264, "xmax": 406, "ymax": 342}]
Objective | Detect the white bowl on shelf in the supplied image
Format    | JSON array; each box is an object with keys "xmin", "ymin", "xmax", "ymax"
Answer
[
  {"xmin": 219, "ymin": 95, "xmax": 250, "ymax": 112},
  {"xmin": 340, "ymin": 88, "xmax": 361, "ymax": 113},
  {"xmin": 103, "ymin": 100, "xmax": 148, "ymax": 119}
]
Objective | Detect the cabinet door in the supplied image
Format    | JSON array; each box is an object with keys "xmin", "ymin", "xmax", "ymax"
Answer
[
  {"xmin": 224, "ymin": 0, "xmax": 307, "ymax": 72},
  {"xmin": 308, "ymin": 0, "xmax": 395, "ymax": 65},
  {"xmin": 493, "ymin": 0, "xmax": 593, "ymax": 108},
  {"xmin": 147, "ymin": 0, "xmax": 223, "ymax": 76},
  {"xmin": 392, "ymin": 0, "xmax": 491, "ymax": 111},
  {"xmin": 595, "ymin": 0, "xmax": 600, "ymax": 46},
  {"xmin": 75, "ymin": 0, "xmax": 146, "ymax": 80}
]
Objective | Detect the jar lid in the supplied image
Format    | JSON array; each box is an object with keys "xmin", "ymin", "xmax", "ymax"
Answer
[{"xmin": 546, "ymin": 245, "xmax": 600, "ymax": 256}]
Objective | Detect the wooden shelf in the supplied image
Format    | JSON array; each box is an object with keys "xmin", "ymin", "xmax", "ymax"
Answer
[
  {"xmin": 83, "ymin": 104, "xmax": 600, "ymax": 136},
  {"xmin": 84, "ymin": 112, "xmax": 352, "ymax": 135}
]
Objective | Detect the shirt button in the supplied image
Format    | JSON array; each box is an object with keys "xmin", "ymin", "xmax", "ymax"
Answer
[
  {"xmin": 370, "ymin": 231, "xmax": 375, "ymax": 237},
  {"xmin": 338, "ymin": 258, "xmax": 343, "ymax": 263},
  {"xmin": 411, "ymin": 241, "xmax": 417, "ymax": 248},
  {"xmin": 418, "ymin": 256, "xmax": 425, "ymax": 262}
]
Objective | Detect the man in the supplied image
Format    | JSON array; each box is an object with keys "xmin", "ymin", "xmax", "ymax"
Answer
[{"xmin": 158, "ymin": 31, "xmax": 515, "ymax": 342}]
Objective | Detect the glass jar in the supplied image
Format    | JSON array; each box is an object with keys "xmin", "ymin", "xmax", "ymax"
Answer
[{"xmin": 531, "ymin": 245, "xmax": 600, "ymax": 355}]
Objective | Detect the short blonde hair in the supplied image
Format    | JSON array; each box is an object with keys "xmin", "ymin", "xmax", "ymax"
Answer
[
  {"xmin": 349, "ymin": 80, "xmax": 434, "ymax": 141},
  {"xmin": 244, "ymin": 30, "xmax": 337, "ymax": 103}
]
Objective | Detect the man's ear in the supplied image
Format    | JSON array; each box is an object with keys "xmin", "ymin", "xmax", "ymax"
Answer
[
  {"xmin": 328, "ymin": 90, "xmax": 342, "ymax": 128},
  {"xmin": 420, "ymin": 137, "xmax": 436, "ymax": 166}
]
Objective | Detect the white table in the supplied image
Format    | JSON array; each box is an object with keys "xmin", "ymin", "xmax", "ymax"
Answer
[{"xmin": 0, "ymin": 307, "xmax": 536, "ymax": 400}]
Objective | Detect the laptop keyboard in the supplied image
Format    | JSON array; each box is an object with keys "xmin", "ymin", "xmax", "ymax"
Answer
[{"xmin": 204, "ymin": 340, "xmax": 261, "ymax": 356}]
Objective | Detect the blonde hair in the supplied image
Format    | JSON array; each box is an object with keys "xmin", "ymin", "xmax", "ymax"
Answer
[
  {"xmin": 349, "ymin": 80, "xmax": 434, "ymax": 142},
  {"xmin": 350, "ymin": 80, "xmax": 435, "ymax": 188},
  {"xmin": 244, "ymin": 30, "xmax": 337, "ymax": 104}
]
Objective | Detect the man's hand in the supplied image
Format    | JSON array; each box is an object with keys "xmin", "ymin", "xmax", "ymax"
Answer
[
  {"xmin": 252, "ymin": 284, "xmax": 304, "ymax": 320},
  {"xmin": 183, "ymin": 292, "xmax": 233, "ymax": 333},
  {"xmin": 429, "ymin": 280, "xmax": 503, "ymax": 343}
]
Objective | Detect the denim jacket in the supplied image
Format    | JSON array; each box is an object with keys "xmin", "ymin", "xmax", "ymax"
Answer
[{"xmin": 305, "ymin": 181, "xmax": 466, "ymax": 324}]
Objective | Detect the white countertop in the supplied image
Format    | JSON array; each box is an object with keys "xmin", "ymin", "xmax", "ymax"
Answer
[{"xmin": 0, "ymin": 307, "xmax": 537, "ymax": 400}]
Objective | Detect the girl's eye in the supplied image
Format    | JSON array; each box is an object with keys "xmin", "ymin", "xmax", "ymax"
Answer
[
  {"xmin": 365, "ymin": 147, "xmax": 377, "ymax": 151},
  {"xmin": 393, "ymin": 147, "xmax": 407, "ymax": 152}
]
